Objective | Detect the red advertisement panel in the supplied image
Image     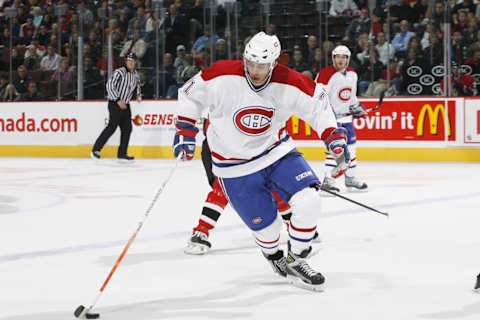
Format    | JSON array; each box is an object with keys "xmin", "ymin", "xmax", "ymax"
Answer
[{"xmin": 287, "ymin": 99, "xmax": 456, "ymax": 141}]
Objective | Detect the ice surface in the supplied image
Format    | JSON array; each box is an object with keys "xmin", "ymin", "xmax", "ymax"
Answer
[{"xmin": 0, "ymin": 158, "xmax": 479, "ymax": 319}]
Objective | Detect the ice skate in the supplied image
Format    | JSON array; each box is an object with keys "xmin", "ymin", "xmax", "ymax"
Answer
[
  {"xmin": 117, "ymin": 154, "xmax": 135, "ymax": 163},
  {"xmin": 345, "ymin": 176, "xmax": 368, "ymax": 192},
  {"xmin": 184, "ymin": 231, "xmax": 211, "ymax": 255},
  {"xmin": 321, "ymin": 177, "xmax": 340, "ymax": 193},
  {"xmin": 474, "ymin": 273, "xmax": 480, "ymax": 293},
  {"xmin": 90, "ymin": 151, "xmax": 101, "ymax": 160},
  {"xmin": 285, "ymin": 242, "xmax": 325, "ymax": 291},
  {"xmin": 263, "ymin": 250, "xmax": 288, "ymax": 278}
]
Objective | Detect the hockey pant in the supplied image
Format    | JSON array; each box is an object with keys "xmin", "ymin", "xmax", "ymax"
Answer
[
  {"xmin": 217, "ymin": 150, "xmax": 322, "ymax": 256},
  {"xmin": 325, "ymin": 122, "xmax": 357, "ymax": 179},
  {"xmin": 193, "ymin": 180, "xmax": 292, "ymax": 236}
]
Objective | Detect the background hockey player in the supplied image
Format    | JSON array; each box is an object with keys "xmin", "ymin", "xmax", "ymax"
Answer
[
  {"xmin": 315, "ymin": 45, "xmax": 368, "ymax": 192},
  {"xmin": 173, "ymin": 31, "xmax": 350, "ymax": 291}
]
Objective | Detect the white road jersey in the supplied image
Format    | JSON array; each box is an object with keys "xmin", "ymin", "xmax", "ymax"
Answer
[
  {"xmin": 315, "ymin": 65, "xmax": 359, "ymax": 123},
  {"xmin": 178, "ymin": 60, "xmax": 337, "ymax": 178}
]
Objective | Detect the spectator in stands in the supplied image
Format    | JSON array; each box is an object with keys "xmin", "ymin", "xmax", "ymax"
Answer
[
  {"xmin": 125, "ymin": 19, "xmax": 145, "ymax": 40},
  {"xmin": 215, "ymin": 38, "xmax": 228, "ymax": 62},
  {"xmin": 36, "ymin": 25, "xmax": 49, "ymax": 46},
  {"xmin": 390, "ymin": 0, "xmax": 414, "ymax": 24},
  {"xmin": 23, "ymin": 44, "xmax": 42, "ymax": 70},
  {"xmin": 431, "ymin": 1, "xmax": 446, "ymax": 27},
  {"xmin": 370, "ymin": 8, "xmax": 383, "ymax": 39},
  {"xmin": 392, "ymin": 20, "xmax": 416, "ymax": 58},
  {"xmin": 353, "ymin": 32, "xmax": 370, "ymax": 67},
  {"xmin": 266, "ymin": 23, "xmax": 277, "ymax": 36},
  {"xmin": 128, "ymin": 6, "xmax": 147, "ymax": 31},
  {"xmin": 464, "ymin": 48, "xmax": 480, "ymax": 74},
  {"xmin": 453, "ymin": 10, "xmax": 469, "ymax": 34},
  {"xmin": 192, "ymin": 26, "xmax": 219, "ymax": 56},
  {"xmin": 423, "ymin": 30, "xmax": 443, "ymax": 66},
  {"xmin": 452, "ymin": 0, "xmax": 477, "ymax": 16},
  {"xmin": 412, "ymin": 0, "xmax": 429, "ymax": 26},
  {"xmin": 441, "ymin": 62, "xmax": 477, "ymax": 96},
  {"xmin": 86, "ymin": 31, "xmax": 102, "ymax": 62},
  {"xmin": 328, "ymin": 0, "xmax": 359, "ymax": 18},
  {"xmin": 138, "ymin": 69, "xmax": 154, "ymax": 99},
  {"xmin": 357, "ymin": 47, "xmax": 384, "ymax": 95},
  {"xmin": 1, "ymin": 84, "xmax": 21, "ymax": 102},
  {"xmin": 10, "ymin": 47, "xmax": 25, "ymax": 71},
  {"xmin": 31, "ymin": 6, "xmax": 43, "ymax": 29},
  {"xmin": 343, "ymin": 7, "xmax": 370, "ymax": 46},
  {"xmin": 303, "ymin": 35, "xmax": 318, "ymax": 66},
  {"xmin": 19, "ymin": 80, "xmax": 43, "ymax": 101},
  {"xmin": 194, "ymin": 45, "xmax": 209, "ymax": 69},
  {"xmin": 19, "ymin": 15, "xmax": 35, "ymax": 41},
  {"xmin": 0, "ymin": 73, "xmax": 8, "ymax": 96},
  {"xmin": 76, "ymin": 1, "xmax": 94, "ymax": 30},
  {"xmin": 174, "ymin": 44, "xmax": 186, "ymax": 68},
  {"xmin": 376, "ymin": 31, "xmax": 395, "ymax": 66},
  {"xmin": 105, "ymin": 18, "xmax": 122, "ymax": 39},
  {"xmin": 289, "ymin": 47, "xmax": 309, "ymax": 73},
  {"xmin": 167, "ymin": 53, "xmax": 199, "ymax": 99},
  {"xmin": 451, "ymin": 31, "xmax": 469, "ymax": 65},
  {"xmin": 187, "ymin": 0, "xmax": 206, "ymax": 42},
  {"xmin": 164, "ymin": 3, "xmax": 188, "ymax": 54},
  {"xmin": 118, "ymin": 9, "xmax": 131, "ymax": 36},
  {"xmin": 96, "ymin": 47, "xmax": 118, "ymax": 77},
  {"xmin": 310, "ymin": 47, "xmax": 323, "ymax": 77},
  {"xmin": 83, "ymin": 56, "xmax": 103, "ymax": 100},
  {"xmin": 364, "ymin": 59, "xmax": 401, "ymax": 97},
  {"xmin": 13, "ymin": 65, "xmax": 31, "ymax": 94},
  {"xmin": 401, "ymin": 47, "xmax": 427, "ymax": 94},
  {"xmin": 51, "ymin": 57, "xmax": 74, "ymax": 84},
  {"xmin": 120, "ymin": 29, "xmax": 147, "ymax": 66},
  {"xmin": 150, "ymin": 52, "xmax": 176, "ymax": 97},
  {"xmin": 40, "ymin": 44, "xmax": 61, "ymax": 71}
]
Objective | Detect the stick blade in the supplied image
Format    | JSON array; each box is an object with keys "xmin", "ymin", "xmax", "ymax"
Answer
[{"xmin": 74, "ymin": 305, "xmax": 100, "ymax": 319}]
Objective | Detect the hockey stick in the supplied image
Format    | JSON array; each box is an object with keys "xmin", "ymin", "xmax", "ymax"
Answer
[
  {"xmin": 74, "ymin": 155, "xmax": 182, "ymax": 319},
  {"xmin": 320, "ymin": 186, "xmax": 389, "ymax": 217},
  {"xmin": 336, "ymin": 90, "xmax": 386, "ymax": 118}
]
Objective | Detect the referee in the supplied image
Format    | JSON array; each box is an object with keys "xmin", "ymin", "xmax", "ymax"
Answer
[{"xmin": 91, "ymin": 53, "xmax": 141, "ymax": 161}]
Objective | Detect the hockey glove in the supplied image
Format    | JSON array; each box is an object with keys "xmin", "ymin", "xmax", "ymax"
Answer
[
  {"xmin": 349, "ymin": 103, "xmax": 367, "ymax": 119},
  {"xmin": 173, "ymin": 116, "xmax": 199, "ymax": 160},
  {"xmin": 324, "ymin": 127, "xmax": 351, "ymax": 178}
]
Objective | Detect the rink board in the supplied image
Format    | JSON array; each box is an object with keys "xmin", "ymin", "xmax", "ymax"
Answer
[{"xmin": 0, "ymin": 97, "xmax": 479, "ymax": 161}]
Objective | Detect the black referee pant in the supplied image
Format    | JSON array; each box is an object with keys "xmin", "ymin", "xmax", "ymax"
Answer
[{"xmin": 93, "ymin": 100, "xmax": 132, "ymax": 157}]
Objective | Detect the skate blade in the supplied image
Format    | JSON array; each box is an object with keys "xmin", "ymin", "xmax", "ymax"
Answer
[
  {"xmin": 184, "ymin": 243, "xmax": 210, "ymax": 255},
  {"xmin": 287, "ymin": 275, "xmax": 325, "ymax": 292},
  {"xmin": 346, "ymin": 187, "xmax": 368, "ymax": 193}
]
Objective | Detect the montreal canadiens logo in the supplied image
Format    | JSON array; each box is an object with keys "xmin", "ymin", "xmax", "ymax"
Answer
[
  {"xmin": 233, "ymin": 106, "xmax": 274, "ymax": 135},
  {"xmin": 338, "ymin": 87, "xmax": 352, "ymax": 102}
]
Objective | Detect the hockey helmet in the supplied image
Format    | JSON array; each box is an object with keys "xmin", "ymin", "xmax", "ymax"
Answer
[{"xmin": 244, "ymin": 32, "xmax": 281, "ymax": 72}]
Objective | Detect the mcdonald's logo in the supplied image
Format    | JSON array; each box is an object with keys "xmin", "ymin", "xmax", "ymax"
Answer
[{"xmin": 416, "ymin": 104, "xmax": 451, "ymax": 137}]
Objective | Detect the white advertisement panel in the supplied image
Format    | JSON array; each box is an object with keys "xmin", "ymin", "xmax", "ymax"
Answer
[
  {"xmin": 464, "ymin": 98, "xmax": 480, "ymax": 144},
  {"xmin": 0, "ymin": 100, "xmax": 199, "ymax": 146}
]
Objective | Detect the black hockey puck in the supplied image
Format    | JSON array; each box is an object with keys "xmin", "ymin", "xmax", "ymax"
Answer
[{"xmin": 74, "ymin": 305, "xmax": 100, "ymax": 319}]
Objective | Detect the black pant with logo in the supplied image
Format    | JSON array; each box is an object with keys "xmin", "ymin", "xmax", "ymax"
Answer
[{"xmin": 93, "ymin": 100, "xmax": 132, "ymax": 157}]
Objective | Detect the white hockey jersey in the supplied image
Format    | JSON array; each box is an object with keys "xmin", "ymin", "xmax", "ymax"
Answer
[
  {"xmin": 177, "ymin": 60, "xmax": 338, "ymax": 178},
  {"xmin": 315, "ymin": 65, "xmax": 359, "ymax": 123}
]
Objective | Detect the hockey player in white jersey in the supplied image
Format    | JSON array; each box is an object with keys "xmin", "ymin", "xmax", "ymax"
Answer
[
  {"xmin": 173, "ymin": 32, "xmax": 350, "ymax": 291},
  {"xmin": 315, "ymin": 45, "xmax": 368, "ymax": 192}
]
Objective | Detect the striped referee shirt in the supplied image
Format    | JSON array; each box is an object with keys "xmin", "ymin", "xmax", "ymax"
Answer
[{"xmin": 106, "ymin": 66, "xmax": 141, "ymax": 104}]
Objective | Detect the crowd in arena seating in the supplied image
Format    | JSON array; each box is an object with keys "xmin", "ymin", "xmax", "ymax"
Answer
[{"xmin": 0, "ymin": 0, "xmax": 479, "ymax": 101}]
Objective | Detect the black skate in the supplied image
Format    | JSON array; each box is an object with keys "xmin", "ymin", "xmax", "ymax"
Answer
[
  {"xmin": 474, "ymin": 273, "xmax": 480, "ymax": 292},
  {"xmin": 117, "ymin": 154, "xmax": 135, "ymax": 162},
  {"xmin": 345, "ymin": 176, "xmax": 368, "ymax": 192},
  {"xmin": 321, "ymin": 177, "xmax": 340, "ymax": 193},
  {"xmin": 263, "ymin": 250, "xmax": 288, "ymax": 278},
  {"xmin": 285, "ymin": 241, "xmax": 325, "ymax": 291},
  {"xmin": 90, "ymin": 151, "xmax": 101, "ymax": 160},
  {"xmin": 184, "ymin": 231, "xmax": 211, "ymax": 255}
]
